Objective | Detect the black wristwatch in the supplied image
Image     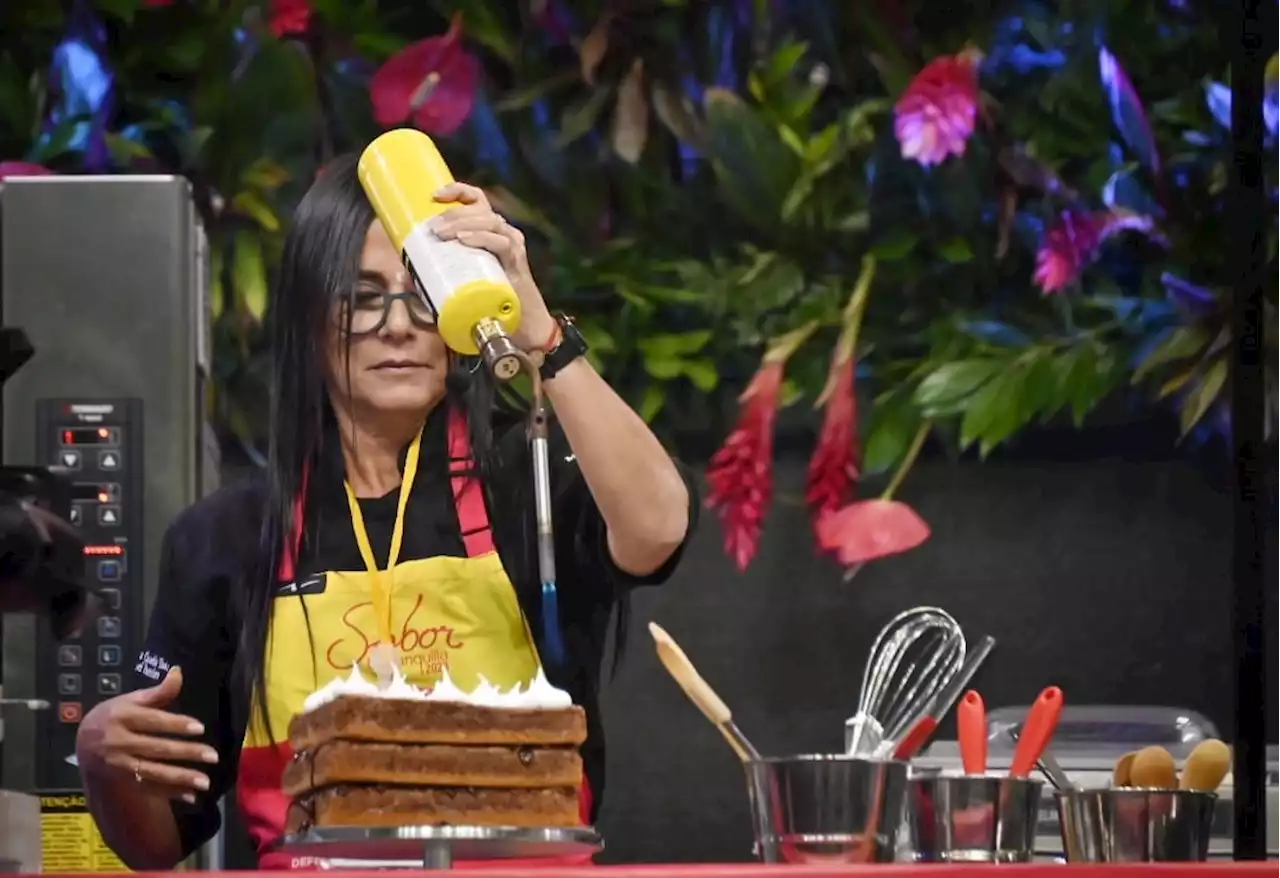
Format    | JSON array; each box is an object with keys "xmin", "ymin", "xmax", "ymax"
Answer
[{"xmin": 538, "ymin": 314, "xmax": 588, "ymax": 382}]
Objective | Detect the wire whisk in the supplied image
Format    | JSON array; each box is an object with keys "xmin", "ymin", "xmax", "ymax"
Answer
[{"xmin": 844, "ymin": 606, "xmax": 967, "ymax": 756}]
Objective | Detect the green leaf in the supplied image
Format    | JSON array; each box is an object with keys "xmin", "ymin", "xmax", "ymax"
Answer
[
  {"xmin": 642, "ymin": 354, "xmax": 684, "ymax": 380},
  {"xmin": 937, "ymin": 237, "xmax": 974, "ymax": 263},
  {"xmin": 94, "ymin": 0, "xmax": 144, "ymax": 24},
  {"xmin": 1055, "ymin": 344, "xmax": 1114, "ymax": 427},
  {"xmin": 453, "ymin": 4, "xmax": 515, "ymax": 62},
  {"xmin": 1179, "ymin": 359, "xmax": 1227, "ymax": 435},
  {"xmin": 960, "ymin": 367, "xmax": 1028, "ymax": 457},
  {"xmin": 638, "ymin": 385, "xmax": 666, "ymax": 423},
  {"xmin": 1132, "ymin": 326, "xmax": 1210, "ymax": 383},
  {"xmin": 231, "ymin": 191, "xmax": 281, "ymax": 232},
  {"xmin": 104, "ymin": 133, "xmax": 152, "ymax": 165},
  {"xmin": 913, "ymin": 359, "xmax": 1001, "ymax": 413},
  {"xmin": 232, "ymin": 232, "xmax": 268, "ymax": 321},
  {"xmin": 862, "ymin": 393, "xmax": 921, "ymax": 475},
  {"xmin": 494, "ymin": 71, "xmax": 579, "ymax": 112},
  {"xmin": 762, "ymin": 41, "xmax": 808, "ymax": 86},
  {"xmin": 1020, "ymin": 352, "xmax": 1063, "ymax": 423},
  {"xmin": 704, "ymin": 88, "xmax": 801, "ymax": 230},
  {"xmin": 637, "ymin": 330, "xmax": 712, "ymax": 359},
  {"xmin": 555, "ymin": 88, "xmax": 613, "ymax": 148},
  {"xmin": 870, "ymin": 230, "xmax": 917, "ymax": 261},
  {"xmin": 681, "ymin": 359, "xmax": 719, "ymax": 392},
  {"xmin": 208, "ymin": 243, "xmax": 225, "ymax": 320}
]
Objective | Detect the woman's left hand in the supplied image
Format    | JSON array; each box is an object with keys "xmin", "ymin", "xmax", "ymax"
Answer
[{"xmin": 431, "ymin": 182, "xmax": 557, "ymax": 351}]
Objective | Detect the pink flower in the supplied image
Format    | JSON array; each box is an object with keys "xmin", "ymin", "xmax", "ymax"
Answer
[
  {"xmin": 706, "ymin": 361, "xmax": 784, "ymax": 572},
  {"xmin": 369, "ymin": 15, "xmax": 479, "ymax": 137},
  {"xmin": 1033, "ymin": 208, "xmax": 1162, "ymax": 294},
  {"xmin": 269, "ymin": 0, "xmax": 312, "ymax": 37},
  {"xmin": 806, "ymin": 353, "xmax": 859, "ymax": 523},
  {"xmin": 894, "ymin": 51, "xmax": 981, "ymax": 167},
  {"xmin": 0, "ymin": 162, "xmax": 54, "ymax": 181}
]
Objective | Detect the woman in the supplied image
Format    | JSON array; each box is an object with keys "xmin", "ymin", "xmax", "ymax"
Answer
[{"xmin": 74, "ymin": 154, "xmax": 695, "ymax": 869}]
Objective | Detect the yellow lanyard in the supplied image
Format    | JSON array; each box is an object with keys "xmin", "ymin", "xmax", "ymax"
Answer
[{"xmin": 342, "ymin": 428, "xmax": 424, "ymax": 654}]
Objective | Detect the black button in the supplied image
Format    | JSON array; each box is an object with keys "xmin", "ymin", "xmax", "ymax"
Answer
[
  {"xmin": 96, "ymin": 616, "xmax": 121, "ymax": 638},
  {"xmin": 97, "ymin": 645, "xmax": 122, "ymax": 666},
  {"xmin": 97, "ymin": 674, "xmax": 121, "ymax": 695},
  {"xmin": 99, "ymin": 588, "xmax": 121, "ymax": 610},
  {"xmin": 68, "ymin": 506, "xmax": 82, "ymax": 526},
  {"xmin": 58, "ymin": 674, "xmax": 81, "ymax": 696},
  {"xmin": 98, "ymin": 561, "xmax": 122, "ymax": 582},
  {"xmin": 58, "ymin": 645, "xmax": 82, "ymax": 666},
  {"xmin": 59, "ymin": 450, "xmax": 81, "ymax": 470},
  {"xmin": 98, "ymin": 506, "xmax": 121, "ymax": 526},
  {"xmin": 98, "ymin": 451, "xmax": 121, "ymax": 471}
]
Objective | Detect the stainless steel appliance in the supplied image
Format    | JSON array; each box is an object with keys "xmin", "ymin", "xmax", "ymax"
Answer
[{"xmin": 0, "ymin": 175, "xmax": 220, "ymax": 870}]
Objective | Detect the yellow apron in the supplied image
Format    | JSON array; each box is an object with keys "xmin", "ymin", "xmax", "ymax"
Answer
[{"xmin": 238, "ymin": 408, "xmax": 589, "ymax": 868}]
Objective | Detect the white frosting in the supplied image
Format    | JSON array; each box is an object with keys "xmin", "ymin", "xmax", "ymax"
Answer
[
  {"xmin": 301, "ymin": 664, "xmax": 572, "ymax": 712},
  {"xmin": 301, "ymin": 664, "xmax": 382, "ymax": 712}
]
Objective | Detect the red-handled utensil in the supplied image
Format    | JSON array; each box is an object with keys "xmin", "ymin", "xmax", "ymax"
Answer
[
  {"xmin": 891, "ymin": 715, "xmax": 938, "ymax": 760},
  {"xmin": 1009, "ymin": 686, "xmax": 1064, "ymax": 778},
  {"xmin": 957, "ymin": 690, "xmax": 988, "ymax": 775}
]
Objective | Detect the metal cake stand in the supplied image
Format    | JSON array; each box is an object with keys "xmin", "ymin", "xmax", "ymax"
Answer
[{"xmin": 274, "ymin": 825, "xmax": 603, "ymax": 869}]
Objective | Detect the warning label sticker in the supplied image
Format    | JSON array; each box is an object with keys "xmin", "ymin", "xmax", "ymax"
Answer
[{"xmin": 39, "ymin": 792, "xmax": 130, "ymax": 873}]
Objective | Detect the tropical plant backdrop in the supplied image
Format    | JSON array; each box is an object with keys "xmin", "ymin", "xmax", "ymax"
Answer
[{"xmin": 2, "ymin": 0, "xmax": 1276, "ymax": 571}]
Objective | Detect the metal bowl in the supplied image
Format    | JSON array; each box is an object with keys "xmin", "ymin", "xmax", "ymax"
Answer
[
  {"xmin": 903, "ymin": 774, "xmax": 1043, "ymax": 863},
  {"xmin": 744, "ymin": 754, "xmax": 909, "ymax": 864},
  {"xmin": 1056, "ymin": 788, "xmax": 1215, "ymax": 862}
]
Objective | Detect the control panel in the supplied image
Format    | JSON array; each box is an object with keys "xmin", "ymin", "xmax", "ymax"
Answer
[{"xmin": 34, "ymin": 399, "xmax": 142, "ymax": 790}]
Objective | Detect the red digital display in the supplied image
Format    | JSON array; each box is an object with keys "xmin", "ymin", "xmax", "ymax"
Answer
[
  {"xmin": 61, "ymin": 427, "xmax": 115, "ymax": 446},
  {"xmin": 83, "ymin": 545, "xmax": 125, "ymax": 557}
]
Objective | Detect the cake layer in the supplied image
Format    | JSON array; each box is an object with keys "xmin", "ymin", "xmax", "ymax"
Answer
[
  {"xmin": 285, "ymin": 785, "xmax": 581, "ymax": 833},
  {"xmin": 282, "ymin": 742, "xmax": 583, "ymax": 796},
  {"xmin": 288, "ymin": 697, "xmax": 588, "ymax": 751}
]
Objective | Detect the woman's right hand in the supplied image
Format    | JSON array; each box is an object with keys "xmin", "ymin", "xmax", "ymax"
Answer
[{"xmin": 75, "ymin": 667, "xmax": 218, "ymax": 803}]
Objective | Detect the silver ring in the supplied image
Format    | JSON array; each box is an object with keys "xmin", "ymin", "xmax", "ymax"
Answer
[{"xmin": 133, "ymin": 761, "xmax": 143, "ymax": 784}]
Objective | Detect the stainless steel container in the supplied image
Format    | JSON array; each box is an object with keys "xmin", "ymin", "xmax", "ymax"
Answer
[
  {"xmin": 744, "ymin": 754, "xmax": 908, "ymax": 864},
  {"xmin": 1056, "ymin": 788, "xmax": 1215, "ymax": 862},
  {"xmin": 904, "ymin": 775, "xmax": 1042, "ymax": 863}
]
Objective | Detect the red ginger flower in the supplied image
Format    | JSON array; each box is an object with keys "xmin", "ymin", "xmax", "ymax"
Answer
[
  {"xmin": 707, "ymin": 322, "xmax": 817, "ymax": 572},
  {"xmin": 894, "ymin": 49, "xmax": 982, "ymax": 167},
  {"xmin": 806, "ymin": 256, "xmax": 875, "ymax": 528},
  {"xmin": 807, "ymin": 358, "xmax": 858, "ymax": 517},
  {"xmin": 370, "ymin": 14, "xmax": 479, "ymax": 137},
  {"xmin": 1033, "ymin": 208, "xmax": 1162, "ymax": 294}
]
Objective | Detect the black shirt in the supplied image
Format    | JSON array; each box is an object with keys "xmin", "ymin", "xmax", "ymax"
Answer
[{"xmin": 132, "ymin": 406, "xmax": 697, "ymax": 857}]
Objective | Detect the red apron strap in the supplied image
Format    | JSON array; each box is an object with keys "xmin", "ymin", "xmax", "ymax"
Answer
[
  {"xmin": 277, "ymin": 464, "xmax": 309, "ymax": 582},
  {"xmin": 447, "ymin": 407, "xmax": 496, "ymax": 557},
  {"xmin": 278, "ymin": 410, "xmax": 493, "ymax": 578}
]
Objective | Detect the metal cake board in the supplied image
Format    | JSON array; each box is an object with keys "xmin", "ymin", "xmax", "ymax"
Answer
[{"xmin": 274, "ymin": 824, "xmax": 602, "ymax": 869}]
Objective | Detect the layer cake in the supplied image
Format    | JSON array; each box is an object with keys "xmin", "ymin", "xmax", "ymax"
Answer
[{"xmin": 284, "ymin": 666, "xmax": 587, "ymax": 833}]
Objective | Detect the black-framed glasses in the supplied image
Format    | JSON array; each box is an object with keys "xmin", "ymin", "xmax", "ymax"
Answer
[{"xmin": 335, "ymin": 288, "xmax": 437, "ymax": 337}]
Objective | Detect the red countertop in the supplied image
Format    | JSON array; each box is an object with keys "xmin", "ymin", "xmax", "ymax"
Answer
[{"xmin": 42, "ymin": 863, "xmax": 1278, "ymax": 877}]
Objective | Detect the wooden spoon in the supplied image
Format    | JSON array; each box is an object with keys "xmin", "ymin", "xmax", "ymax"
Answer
[
  {"xmin": 1129, "ymin": 745, "xmax": 1177, "ymax": 789},
  {"xmin": 1180, "ymin": 739, "xmax": 1231, "ymax": 793},
  {"xmin": 649, "ymin": 622, "xmax": 761, "ymax": 762}
]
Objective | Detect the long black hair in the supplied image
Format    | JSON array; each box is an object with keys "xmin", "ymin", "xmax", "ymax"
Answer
[{"xmin": 232, "ymin": 153, "xmax": 511, "ymax": 741}]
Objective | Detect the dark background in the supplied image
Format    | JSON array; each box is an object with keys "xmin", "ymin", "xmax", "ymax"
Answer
[{"xmin": 215, "ymin": 412, "xmax": 1276, "ymax": 866}]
